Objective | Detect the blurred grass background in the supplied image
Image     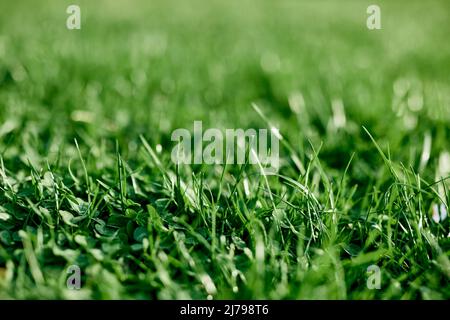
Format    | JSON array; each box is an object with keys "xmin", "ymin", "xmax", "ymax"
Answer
[
  {"xmin": 1, "ymin": 0, "xmax": 449, "ymax": 158},
  {"xmin": 1, "ymin": 0, "xmax": 449, "ymax": 200}
]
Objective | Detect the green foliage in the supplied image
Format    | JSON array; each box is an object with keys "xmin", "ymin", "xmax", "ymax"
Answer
[{"xmin": 0, "ymin": 0, "xmax": 449, "ymax": 299}]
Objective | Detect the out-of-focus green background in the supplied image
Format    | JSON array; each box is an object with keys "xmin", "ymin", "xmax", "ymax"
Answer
[{"xmin": 1, "ymin": 0, "xmax": 449, "ymax": 157}]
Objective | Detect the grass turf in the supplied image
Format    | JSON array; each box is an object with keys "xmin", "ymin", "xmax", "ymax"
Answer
[{"xmin": 0, "ymin": 0, "xmax": 449, "ymax": 299}]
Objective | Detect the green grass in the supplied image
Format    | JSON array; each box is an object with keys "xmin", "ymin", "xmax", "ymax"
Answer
[{"xmin": 0, "ymin": 0, "xmax": 449, "ymax": 299}]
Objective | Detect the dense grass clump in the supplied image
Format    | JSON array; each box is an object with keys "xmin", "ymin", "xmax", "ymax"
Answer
[{"xmin": 0, "ymin": 0, "xmax": 449, "ymax": 299}]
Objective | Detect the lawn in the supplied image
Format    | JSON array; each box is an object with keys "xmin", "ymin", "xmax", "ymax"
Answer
[{"xmin": 0, "ymin": 0, "xmax": 449, "ymax": 299}]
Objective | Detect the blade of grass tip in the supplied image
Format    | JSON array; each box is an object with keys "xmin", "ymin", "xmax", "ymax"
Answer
[
  {"xmin": 217, "ymin": 157, "xmax": 229, "ymax": 203},
  {"xmin": 0, "ymin": 155, "xmax": 13, "ymax": 192},
  {"xmin": 139, "ymin": 135, "xmax": 168, "ymax": 178},
  {"xmin": 68, "ymin": 158, "xmax": 80, "ymax": 185},
  {"xmin": 336, "ymin": 152, "xmax": 355, "ymax": 204},
  {"xmin": 124, "ymin": 160, "xmax": 141, "ymax": 196},
  {"xmin": 116, "ymin": 141, "xmax": 127, "ymax": 214},
  {"xmin": 362, "ymin": 126, "xmax": 399, "ymax": 180},
  {"xmin": 419, "ymin": 131, "xmax": 432, "ymax": 173},
  {"xmin": 308, "ymin": 140, "xmax": 334, "ymax": 210},
  {"xmin": 74, "ymin": 138, "xmax": 91, "ymax": 214},
  {"xmin": 252, "ymin": 103, "xmax": 305, "ymax": 175}
]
